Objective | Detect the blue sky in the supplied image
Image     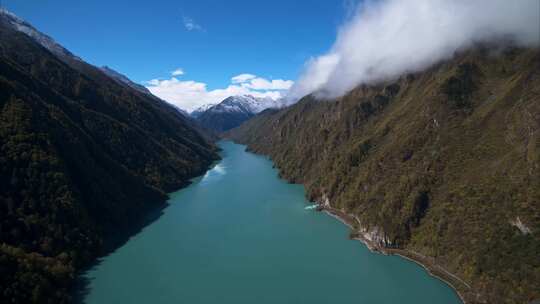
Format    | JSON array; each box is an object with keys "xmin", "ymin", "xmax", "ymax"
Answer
[{"xmin": 4, "ymin": 0, "xmax": 355, "ymax": 110}]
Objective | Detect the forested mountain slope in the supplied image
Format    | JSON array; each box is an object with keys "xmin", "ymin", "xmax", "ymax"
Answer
[
  {"xmin": 0, "ymin": 13, "xmax": 218, "ymax": 303},
  {"xmin": 227, "ymin": 47, "xmax": 540, "ymax": 304}
]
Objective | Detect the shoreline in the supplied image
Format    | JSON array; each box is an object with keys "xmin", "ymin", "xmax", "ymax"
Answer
[
  {"xmin": 321, "ymin": 206, "xmax": 480, "ymax": 304},
  {"xmin": 72, "ymin": 158, "xmax": 220, "ymax": 303},
  {"xmin": 234, "ymin": 142, "xmax": 483, "ymax": 303}
]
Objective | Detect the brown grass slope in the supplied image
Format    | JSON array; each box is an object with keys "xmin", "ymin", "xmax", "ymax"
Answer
[{"xmin": 226, "ymin": 47, "xmax": 540, "ymax": 304}]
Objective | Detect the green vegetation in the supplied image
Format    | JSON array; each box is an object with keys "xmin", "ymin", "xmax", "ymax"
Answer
[
  {"xmin": 441, "ymin": 62, "xmax": 480, "ymax": 108},
  {"xmin": 0, "ymin": 20, "xmax": 219, "ymax": 303},
  {"xmin": 227, "ymin": 47, "xmax": 540, "ymax": 304}
]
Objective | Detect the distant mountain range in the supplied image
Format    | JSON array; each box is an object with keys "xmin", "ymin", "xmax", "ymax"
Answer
[
  {"xmin": 192, "ymin": 95, "xmax": 285, "ymax": 132},
  {"xmin": 0, "ymin": 9, "xmax": 218, "ymax": 304}
]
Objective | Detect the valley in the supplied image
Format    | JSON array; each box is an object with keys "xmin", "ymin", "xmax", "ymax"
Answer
[
  {"xmin": 79, "ymin": 141, "xmax": 462, "ymax": 304},
  {"xmin": 1, "ymin": 2, "xmax": 539, "ymax": 304}
]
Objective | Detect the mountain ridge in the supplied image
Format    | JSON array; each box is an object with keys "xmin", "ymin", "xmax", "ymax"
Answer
[
  {"xmin": 0, "ymin": 8, "xmax": 82, "ymax": 64},
  {"xmin": 100, "ymin": 66, "xmax": 152, "ymax": 95},
  {"xmin": 0, "ymin": 10, "xmax": 219, "ymax": 303},
  {"xmin": 226, "ymin": 46, "xmax": 540, "ymax": 304}
]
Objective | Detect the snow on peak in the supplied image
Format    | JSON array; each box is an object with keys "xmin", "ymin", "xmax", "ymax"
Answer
[
  {"xmin": 0, "ymin": 8, "xmax": 22, "ymax": 23},
  {"xmin": 211, "ymin": 95, "xmax": 285, "ymax": 114},
  {"xmin": 191, "ymin": 95, "xmax": 283, "ymax": 118},
  {"xmin": 0, "ymin": 9, "xmax": 82, "ymax": 63},
  {"xmin": 190, "ymin": 103, "xmax": 217, "ymax": 118}
]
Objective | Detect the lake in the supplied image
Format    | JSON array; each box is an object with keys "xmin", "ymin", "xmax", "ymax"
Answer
[{"xmin": 81, "ymin": 141, "xmax": 461, "ymax": 304}]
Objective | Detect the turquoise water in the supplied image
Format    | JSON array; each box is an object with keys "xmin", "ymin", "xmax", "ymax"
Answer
[{"xmin": 81, "ymin": 141, "xmax": 461, "ymax": 304}]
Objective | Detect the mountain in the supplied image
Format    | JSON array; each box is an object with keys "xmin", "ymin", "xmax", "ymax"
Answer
[
  {"xmin": 0, "ymin": 8, "xmax": 81, "ymax": 65},
  {"xmin": 100, "ymin": 67, "xmax": 206, "ymax": 136},
  {"xmin": 0, "ymin": 10, "xmax": 219, "ymax": 304},
  {"xmin": 195, "ymin": 95, "xmax": 285, "ymax": 132},
  {"xmin": 190, "ymin": 103, "xmax": 216, "ymax": 118},
  {"xmin": 98, "ymin": 67, "xmax": 194, "ymax": 119},
  {"xmin": 225, "ymin": 95, "xmax": 284, "ymax": 114},
  {"xmin": 2, "ymin": 8, "xmax": 197, "ymax": 122},
  {"xmin": 100, "ymin": 66, "xmax": 151, "ymax": 95},
  {"xmin": 226, "ymin": 46, "xmax": 540, "ymax": 304}
]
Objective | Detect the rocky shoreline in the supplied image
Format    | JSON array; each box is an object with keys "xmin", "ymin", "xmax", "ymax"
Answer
[{"xmin": 317, "ymin": 201, "xmax": 482, "ymax": 304}]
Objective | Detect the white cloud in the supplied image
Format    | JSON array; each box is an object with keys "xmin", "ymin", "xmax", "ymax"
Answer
[
  {"xmin": 183, "ymin": 16, "xmax": 204, "ymax": 32},
  {"xmin": 146, "ymin": 73, "xmax": 293, "ymax": 112},
  {"xmin": 242, "ymin": 78, "xmax": 294, "ymax": 90},
  {"xmin": 231, "ymin": 73, "xmax": 256, "ymax": 83},
  {"xmin": 287, "ymin": 0, "xmax": 540, "ymax": 101},
  {"xmin": 287, "ymin": 54, "xmax": 340, "ymax": 102},
  {"xmin": 146, "ymin": 79, "xmax": 162, "ymax": 86},
  {"xmin": 231, "ymin": 73, "xmax": 294, "ymax": 90},
  {"xmin": 171, "ymin": 68, "xmax": 184, "ymax": 76}
]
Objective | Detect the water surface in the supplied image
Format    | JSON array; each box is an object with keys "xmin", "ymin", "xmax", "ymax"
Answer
[{"xmin": 82, "ymin": 141, "xmax": 461, "ymax": 304}]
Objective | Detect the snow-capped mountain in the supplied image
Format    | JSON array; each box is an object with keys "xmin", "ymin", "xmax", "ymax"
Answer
[
  {"xmin": 194, "ymin": 95, "xmax": 284, "ymax": 116},
  {"xmin": 194, "ymin": 95, "xmax": 285, "ymax": 132},
  {"xmin": 0, "ymin": 8, "xmax": 82, "ymax": 64},
  {"xmin": 191, "ymin": 103, "xmax": 216, "ymax": 118},
  {"xmin": 210, "ymin": 95, "xmax": 284, "ymax": 114}
]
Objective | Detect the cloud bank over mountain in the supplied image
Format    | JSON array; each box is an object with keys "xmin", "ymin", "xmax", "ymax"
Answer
[
  {"xmin": 146, "ymin": 72, "xmax": 293, "ymax": 112},
  {"xmin": 287, "ymin": 0, "xmax": 540, "ymax": 101}
]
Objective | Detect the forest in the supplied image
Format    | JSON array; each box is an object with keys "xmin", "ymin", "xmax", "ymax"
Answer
[
  {"xmin": 0, "ymin": 19, "xmax": 219, "ymax": 303},
  {"xmin": 227, "ymin": 46, "xmax": 540, "ymax": 304}
]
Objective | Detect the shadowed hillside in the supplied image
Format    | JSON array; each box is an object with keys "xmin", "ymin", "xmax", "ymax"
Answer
[
  {"xmin": 227, "ymin": 46, "xmax": 540, "ymax": 304},
  {"xmin": 0, "ymin": 15, "xmax": 219, "ymax": 303}
]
